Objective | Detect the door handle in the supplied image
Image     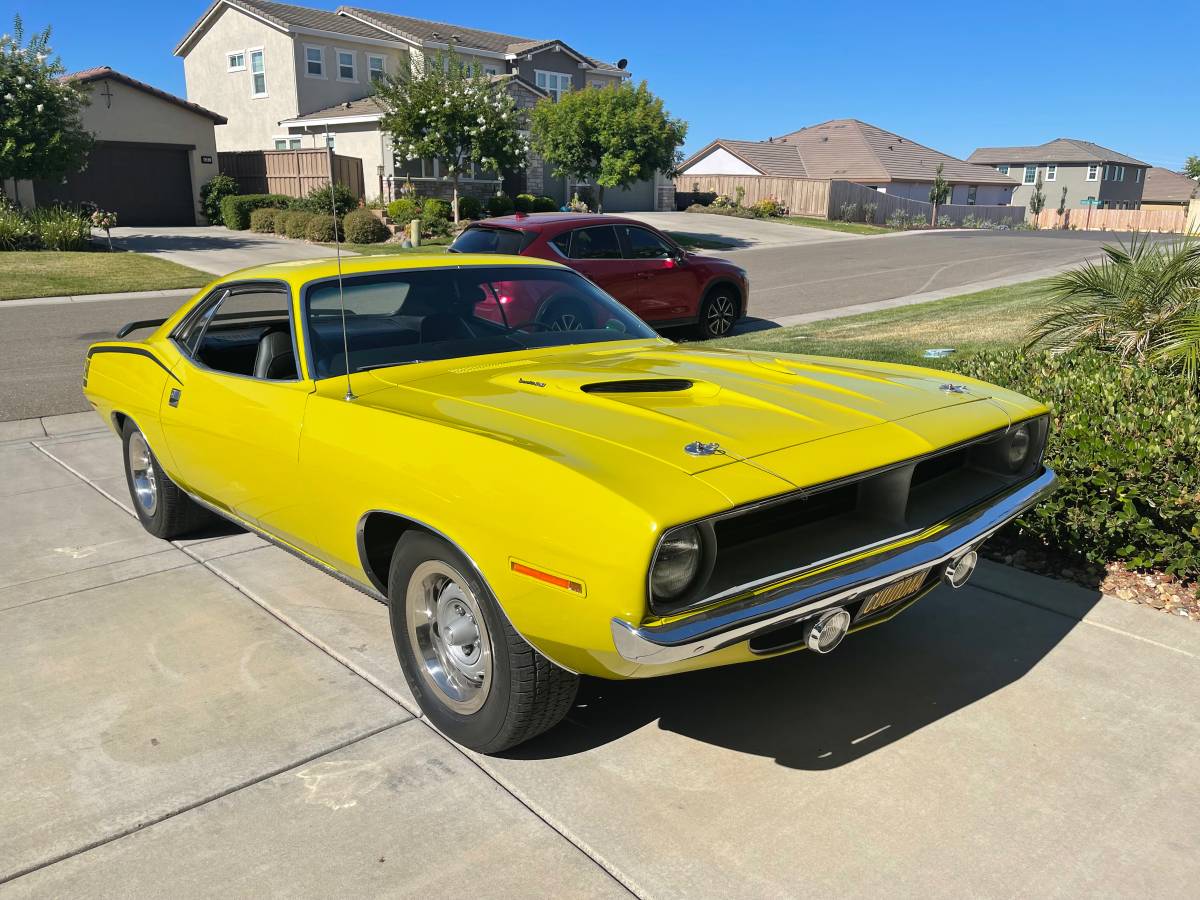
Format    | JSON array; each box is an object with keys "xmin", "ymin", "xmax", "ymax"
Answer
[{"xmin": 168, "ymin": 388, "xmax": 181, "ymax": 408}]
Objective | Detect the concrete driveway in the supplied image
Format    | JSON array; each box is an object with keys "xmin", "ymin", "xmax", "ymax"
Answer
[
  {"xmin": 3, "ymin": 413, "xmax": 1198, "ymax": 896},
  {"xmin": 622, "ymin": 211, "xmax": 857, "ymax": 249},
  {"xmin": 109, "ymin": 226, "xmax": 352, "ymax": 275}
]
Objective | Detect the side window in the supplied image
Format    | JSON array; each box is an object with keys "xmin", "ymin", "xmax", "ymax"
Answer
[
  {"xmin": 621, "ymin": 226, "xmax": 673, "ymax": 259},
  {"xmin": 550, "ymin": 232, "xmax": 572, "ymax": 255},
  {"xmin": 184, "ymin": 287, "xmax": 296, "ymax": 380},
  {"xmin": 569, "ymin": 226, "xmax": 622, "ymax": 260}
]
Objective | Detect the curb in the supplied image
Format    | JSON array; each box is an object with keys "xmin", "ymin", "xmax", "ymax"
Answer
[{"xmin": 0, "ymin": 288, "xmax": 199, "ymax": 309}]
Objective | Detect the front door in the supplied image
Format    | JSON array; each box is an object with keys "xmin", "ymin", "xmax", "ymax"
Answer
[
  {"xmin": 160, "ymin": 283, "xmax": 311, "ymax": 536},
  {"xmin": 616, "ymin": 224, "xmax": 699, "ymax": 322},
  {"xmin": 554, "ymin": 225, "xmax": 647, "ymax": 320}
]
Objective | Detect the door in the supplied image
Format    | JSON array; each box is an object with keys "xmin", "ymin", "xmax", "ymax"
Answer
[
  {"xmin": 552, "ymin": 225, "xmax": 647, "ymax": 321},
  {"xmin": 34, "ymin": 140, "xmax": 196, "ymax": 225},
  {"xmin": 616, "ymin": 224, "xmax": 699, "ymax": 322},
  {"xmin": 160, "ymin": 284, "xmax": 311, "ymax": 537}
]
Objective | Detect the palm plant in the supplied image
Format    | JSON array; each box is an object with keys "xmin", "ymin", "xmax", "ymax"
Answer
[{"xmin": 1024, "ymin": 233, "xmax": 1200, "ymax": 380}]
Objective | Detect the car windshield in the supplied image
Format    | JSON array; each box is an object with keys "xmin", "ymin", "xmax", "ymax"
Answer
[
  {"xmin": 303, "ymin": 265, "xmax": 657, "ymax": 379},
  {"xmin": 449, "ymin": 226, "xmax": 530, "ymax": 254}
]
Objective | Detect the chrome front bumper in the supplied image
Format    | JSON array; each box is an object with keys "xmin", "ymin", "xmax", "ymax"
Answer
[{"xmin": 611, "ymin": 466, "xmax": 1057, "ymax": 667}]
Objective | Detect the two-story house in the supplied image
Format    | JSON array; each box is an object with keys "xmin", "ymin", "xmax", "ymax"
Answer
[
  {"xmin": 174, "ymin": 0, "xmax": 666, "ymax": 209},
  {"xmin": 967, "ymin": 139, "xmax": 1149, "ymax": 211}
]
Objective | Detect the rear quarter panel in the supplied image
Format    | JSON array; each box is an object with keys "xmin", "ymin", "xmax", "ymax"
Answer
[{"xmin": 83, "ymin": 339, "xmax": 183, "ymax": 471}]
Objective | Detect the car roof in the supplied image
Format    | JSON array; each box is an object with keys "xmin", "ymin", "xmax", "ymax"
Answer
[
  {"xmin": 473, "ymin": 213, "xmax": 651, "ymax": 232},
  {"xmin": 213, "ymin": 252, "xmax": 567, "ymax": 285}
]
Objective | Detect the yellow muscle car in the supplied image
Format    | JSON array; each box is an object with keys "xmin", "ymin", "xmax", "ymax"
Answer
[{"xmin": 83, "ymin": 254, "xmax": 1056, "ymax": 752}]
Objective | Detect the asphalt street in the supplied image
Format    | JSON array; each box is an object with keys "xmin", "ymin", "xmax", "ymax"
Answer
[{"xmin": 0, "ymin": 228, "xmax": 1130, "ymax": 420}]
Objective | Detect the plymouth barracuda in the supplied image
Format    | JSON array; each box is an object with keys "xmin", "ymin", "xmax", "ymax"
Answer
[{"xmin": 83, "ymin": 253, "xmax": 1056, "ymax": 752}]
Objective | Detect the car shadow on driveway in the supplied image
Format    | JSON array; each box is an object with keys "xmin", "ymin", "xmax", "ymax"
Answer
[{"xmin": 505, "ymin": 581, "xmax": 1100, "ymax": 770}]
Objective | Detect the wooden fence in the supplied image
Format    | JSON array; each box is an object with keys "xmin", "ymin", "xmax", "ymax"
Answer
[
  {"xmin": 674, "ymin": 174, "xmax": 830, "ymax": 217},
  {"xmin": 829, "ymin": 180, "xmax": 1026, "ymax": 227},
  {"xmin": 1035, "ymin": 206, "xmax": 1188, "ymax": 233},
  {"xmin": 218, "ymin": 150, "xmax": 365, "ymax": 200}
]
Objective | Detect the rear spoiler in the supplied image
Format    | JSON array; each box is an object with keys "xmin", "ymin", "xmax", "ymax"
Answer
[{"xmin": 116, "ymin": 318, "xmax": 168, "ymax": 338}]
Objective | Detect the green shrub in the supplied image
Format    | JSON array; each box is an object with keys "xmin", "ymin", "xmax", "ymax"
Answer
[
  {"xmin": 954, "ymin": 350, "xmax": 1200, "ymax": 581},
  {"xmin": 281, "ymin": 211, "xmax": 315, "ymax": 239},
  {"xmin": 486, "ymin": 192, "xmax": 514, "ymax": 217},
  {"xmin": 343, "ymin": 209, "xmax": 389, "ymax": 243},
  {"xmin": 220, "ymin": 194, "xmax": 290, "ymax": 230},
  {"xmin": 249, "ymin": 207, "xmax": 281, "ymax": 233},
  {"xmin": 421, "ymin": 199, "xmax": 451, "ymax": 236},
  {"xmin": 304, "ymin": 213, "xmax": 343, "ymax": 242},
  {"xmin": 514, "ymin": 193, "xmax": 535, "ymax": 213},
  {"xmin": 386, "ymin": 198, "xmax": 421, "ymax": 223},
  {"xmin": 200, "ymin": 174, "xmax": 238, "ymax": 225},
  {"xmin": 293, "ymin": 183, "xmax": 358, "ymax": 218},
  {"xmin": 0, "ymin": 202, "xmax": 39, "ymax": 250},
  {"xmin": 532, "ymin": 195, "xmax": 557, "ymax": 212},
  {"xmin": 31, "ymin": 206, "xmax": 91, "ymax": 250},
  {"xmin": 457, "ymin": 195, "xmax": 483, "ymax": 220},
  {"xmin": 751, "ymin": 196, "xmax": 786, "ymax": 217}
]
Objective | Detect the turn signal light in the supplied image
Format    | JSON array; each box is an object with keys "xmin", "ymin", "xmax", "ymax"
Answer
[{"xmin": 511, "ymin": 561, "xmax": 584, "ymax": 594}]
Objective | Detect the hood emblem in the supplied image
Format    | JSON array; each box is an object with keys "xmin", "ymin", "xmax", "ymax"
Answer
[
  {"xmin": 684, "ymin": 441, "xmax": 722, "ymax": 457},
  {"xmin": 939, "ymin": 383, "xmax": 969, "ymax": 394}
]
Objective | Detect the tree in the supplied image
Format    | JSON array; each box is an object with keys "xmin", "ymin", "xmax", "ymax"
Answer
[
  {"xmin": 375, "ymin": 51, "xmax": 527, "ymax": 225},
  {"xmin": 1057, "ymin": 185, "xmax": 1068, "ymax": 216},
  {"xmin": 530, "ymin": 81, "xmax": 686, "ymax": 212},
  {"xmin": 1028, "ymin": 173, "xmax": 1046, "ymax": 218},
  {"xmin": 928, "ymin": 162, "xmax": 950, "ymax": 225},
  {"xmin": 0, "ymin": 15, "xmax": 92, "ymax": 186},
  {"xmin": 1184, "ymin": 155, "xmax": 1200, "ymax": 181}
]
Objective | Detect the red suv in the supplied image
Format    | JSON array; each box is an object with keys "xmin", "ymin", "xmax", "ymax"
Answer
[{"xmin": 449, "ymin": 213, "xmax": 749, "ymax": 339}]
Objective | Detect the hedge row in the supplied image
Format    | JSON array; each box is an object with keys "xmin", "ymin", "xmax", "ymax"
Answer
[
  {"xmin": 954, "ymin": 350, "xmax": 1200, "ymax": 581},
  {"xmin": 219, "ymin": 194, "xmax": 291, "ymax": 230}
]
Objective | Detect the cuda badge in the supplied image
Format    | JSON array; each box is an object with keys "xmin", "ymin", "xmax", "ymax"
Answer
[
  {"xmin": 939, "ymin": 383, "xmax": 970, "ymax": 394},
  {"xmin": 684, "ymin": 441, "xmax": 722, "ymax": 457}
]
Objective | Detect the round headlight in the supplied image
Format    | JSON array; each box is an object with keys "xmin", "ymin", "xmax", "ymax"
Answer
[
  {"xmin": 651, "ymin": 526, "xmax": 702, "ymax": 599},
  {"xmin": 1006, "ymin": 423, "xmax": 1032, "ymax": 471}
]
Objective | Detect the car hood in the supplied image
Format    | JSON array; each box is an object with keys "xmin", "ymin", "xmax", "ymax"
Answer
[{"xmin": 362, "ymin": 342, "xmax": 992, "ymax": 479}]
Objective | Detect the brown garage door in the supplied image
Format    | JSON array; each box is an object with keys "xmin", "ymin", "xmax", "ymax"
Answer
[{"xmin": 35, "ymin": 141, "xmax": 196, "ymax": 226}]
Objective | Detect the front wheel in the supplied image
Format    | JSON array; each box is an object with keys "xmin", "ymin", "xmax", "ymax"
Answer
[
  {"xmin": 388, "ymin": 532, "xmax": 579, "ymax": 752},
  {"xmin": 696, "ymin": 289, "xmax": 740, "ymax": 340}
]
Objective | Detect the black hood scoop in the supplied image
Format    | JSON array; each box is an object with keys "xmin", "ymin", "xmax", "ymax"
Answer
[{"xmin": 581, "ymin": 379, "xmax": 694, "ymax": 394}]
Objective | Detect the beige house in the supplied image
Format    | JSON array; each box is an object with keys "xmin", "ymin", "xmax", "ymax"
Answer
[
  {"xmin": 968, "ymin": 139, "xmax": 1148, "ymax": 211},
  {"xmin": 9, "ymin": 67, "xmax": 226, "ymax": 224},
  {"xmin": 1140, "ymin": 166, "xmax": 1199, "ymax": 212},
  {"xmin": 175, "ymin": 0, "xmax": 666, "ymax": 209}
]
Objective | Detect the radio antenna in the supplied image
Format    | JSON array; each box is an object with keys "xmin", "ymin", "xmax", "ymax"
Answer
[{"xmin": 325, "ymin": 124, "xmax": 355, "ymax": 401}]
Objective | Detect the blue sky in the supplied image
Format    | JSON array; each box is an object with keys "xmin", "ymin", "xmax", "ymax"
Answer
[{"xmin": 4, "ymin": 0, "xmax": 1195, "ymax": 170}]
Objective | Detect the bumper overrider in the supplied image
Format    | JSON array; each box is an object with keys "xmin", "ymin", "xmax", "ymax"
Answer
[{"xmin": 611, "ymin": 466, "xmax": 1057, "ymax": 667}]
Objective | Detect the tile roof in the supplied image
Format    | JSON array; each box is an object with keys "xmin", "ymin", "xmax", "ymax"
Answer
[
  {"xmin": 62, "ymin": 66, "xmax": 227, "ymax": 123},
  {"xmin": 967, "ymin": 138, "xmax": 1147, "ymax": 167},
  {"xmin": 681, "ymin": 119, "xmax": 1013, "ymax": 185},
  {"xmin": 1141, "ymin": 167, "xmax": 1200, "ymax": 204}
]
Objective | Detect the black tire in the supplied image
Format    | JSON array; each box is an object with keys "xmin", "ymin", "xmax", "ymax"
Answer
[
  {"xmin": 537, "ymin": 296, "xmax": 594, "ymax": 332},
  {"xmin": 696, "ymin": 287, "xmax": 740, "ymax": 340},
  {"xmin": 388, "ymin": 532, "xmax": 579, "ymax": 753},
  {"xmin": 120, "ymin": 419, "xmax": 214, "ymax": 540}
]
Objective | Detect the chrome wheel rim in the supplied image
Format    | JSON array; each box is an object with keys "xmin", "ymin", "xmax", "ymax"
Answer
[
  {"xmin": 127, "ymin": 432, "xmax": 158, "ymax": 516},
  {"xmin": 705, "ymin": 294, "xmax": 736, "ymax": 337},
  {"xmin": 406, "ymin": 560, "xmax": 493, "ymax": 714}
]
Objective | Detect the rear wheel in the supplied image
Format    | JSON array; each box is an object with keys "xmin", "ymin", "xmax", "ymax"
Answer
[
  {"xmin": 388, "ymin": 532, "xmax": 578, "ymax": 752},
  {"xmin": 696, "ymin": 288, "xmax": 739, "ymax": 340},
  {"xmin": 121, "ymin": 419, "xmax": 214, "ymax": 539}
]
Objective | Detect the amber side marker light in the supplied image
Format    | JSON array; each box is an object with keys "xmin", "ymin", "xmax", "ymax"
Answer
[{"xmin": 511, "ymin": 561, "xmax": 584, "ymax": 595}]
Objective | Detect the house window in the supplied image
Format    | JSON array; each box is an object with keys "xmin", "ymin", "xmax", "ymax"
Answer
[
  {"xmin": 249, "ymin": 49, "xmax": 266, "ymax": 97},
  {"xmin": 535, "ymin": 70, "xmax": 573, "ymax": 100},
  {"xmin": 1046, "ymin": 164, "xmax": 1056, "ymax": 182},
  {"xmin": 1086, "ymin": 164, "xmax": 1099, "ymax": 181},
  {"xmin": 1116, "ymin": 165, "xmax": 1125, "ymax": 182},
  {"xmin": 1023, "ymin": 165, "xmax": 1037, "ymax": 185},
  {"xmin": 368, "ymin": 55, "xmax": 385, "ymax": 82},
  {"xmin": 1103, "ymin": 164, "xmax": 1111, "ymax": 180},
  {"xmin": 967, "ymin": 185, "xmax": 978, "ymax": 205},
  {"xmin": 483, "ymin": 65, "xmax": 499, "ymax": 76},
  {"xmin": 997, "ymin": 164, "xmax": 1009, "ymax": 175},
  {"xmin": 274, "ymin": 137, "xmax": 302, "ymax": 150},
  {"xmin": 305, "ymin": 45, "xmax": 324, "ymax": 78},
  {"xmin": 396, "ymin": 157, "xmax": 436, "ymax": 179},
  {"xmin": 227, "ymin": 51, "xmax": 245, "ymax": 72},
  {"xmin": 1135, "ymin": 168, "xmax": 1142, "ymax": 183},
  {"xmin": 337, "ymin": 49, "xmax": 356, "ymax": 81}
]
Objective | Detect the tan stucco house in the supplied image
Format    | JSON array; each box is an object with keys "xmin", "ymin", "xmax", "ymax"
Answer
[
  {"xmin": 174, "ymin": 0, "xmax": 668, "ymax": 209},
  {"xmin": 968, "ymin": 139, "xmax": 1149, "ymax": 211},
  {"xmin": 13, "ymin": 67, "xmax": 226, "ymax": 225}
]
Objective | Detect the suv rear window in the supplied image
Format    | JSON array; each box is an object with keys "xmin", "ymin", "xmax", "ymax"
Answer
[{"xmin": 451, "ymin": 226, "xmax": 529, "ymax": 254}]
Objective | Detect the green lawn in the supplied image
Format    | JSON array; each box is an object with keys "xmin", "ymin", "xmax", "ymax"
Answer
[
  {"xmin": 0, "ymin": 251, "xmax": 211, "ymax": 301},
  {"xmin": 770, "ymin": 215, "xmax": 893, "ymax": 236},
  {"xmin": 717, "ymin": 278, "xmax": 1053, "ymax": 367}
]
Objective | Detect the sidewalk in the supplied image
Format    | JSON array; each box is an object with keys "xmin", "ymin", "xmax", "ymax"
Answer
[{"xmin": 2, "ymin": 413, "xmax": 1198, "ymax": 896}]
